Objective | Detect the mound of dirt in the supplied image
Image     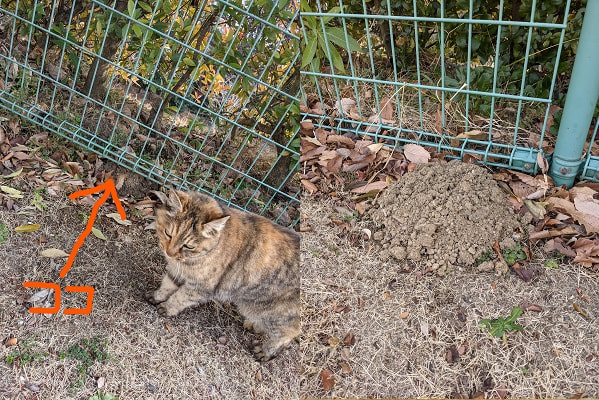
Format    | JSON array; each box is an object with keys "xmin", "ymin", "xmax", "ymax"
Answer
[{"xmin": 365, "ymin": 161, "xmax": 527, "ymax": 275}]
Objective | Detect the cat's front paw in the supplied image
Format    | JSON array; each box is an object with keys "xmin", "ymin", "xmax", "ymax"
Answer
[
  {"xmin": 144, "ymin": 290, "xmax": 161, "ymax": 305},
  {"xmin": 252, "ymin": 341, "xmax": 277, "ymax": 362},
  {"xmin": 157, "ymin": 303, "xmax": 180, "ymax": 317}
]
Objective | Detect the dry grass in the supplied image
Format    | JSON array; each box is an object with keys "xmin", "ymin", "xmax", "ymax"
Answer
[
  {"xmin": 0, "ymin": 191, "xmax": 299, "ymax": 399},
  {"xmin": 300, "ymin": 197, "xmax": 599, "ymax": 399}
]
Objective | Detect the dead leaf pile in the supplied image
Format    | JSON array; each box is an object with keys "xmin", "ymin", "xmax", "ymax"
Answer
[
  {"xmin": 492, "ymin": 167, "xmax": 599, "ymax": 271},
  {"xmin": 299, "ymin": 119, "xmax": 439, "ymax": 197},
  {"xmin": 0, "ymin": 118, "xmax": 158, "ymax": 231}
]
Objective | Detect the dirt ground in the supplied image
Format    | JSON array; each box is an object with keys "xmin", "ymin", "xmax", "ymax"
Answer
[
  {"xmin": 300, "ymin": 197, "xmax": 599, "ymax": 399},
  {"xmin": 0, "ymin": 191, "xmax": 299, "ymax": 399}
]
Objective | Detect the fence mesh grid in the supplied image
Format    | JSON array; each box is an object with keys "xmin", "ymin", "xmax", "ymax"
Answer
[
  {"xmin": 0, "ymin": 0, "xmax": 301, "ymax": 226},
  {"xmin": 300, "ymin": 0, "xmax": 599, "ymax": 181}
]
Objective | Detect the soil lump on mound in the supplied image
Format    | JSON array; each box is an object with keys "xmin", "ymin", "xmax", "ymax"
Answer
[{"xmin": 365, "ymin": 161, "xmax": 523, "ymax": 275}]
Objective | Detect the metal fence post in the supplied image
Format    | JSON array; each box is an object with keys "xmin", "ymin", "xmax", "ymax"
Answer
[{"xmin": 550, "ymin": 0, "xmax": 599, "ymax": 187}]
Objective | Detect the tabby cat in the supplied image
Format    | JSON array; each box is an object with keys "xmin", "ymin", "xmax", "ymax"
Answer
[{"xmin": 146, "ymin": 189, "xmax": 299, "ymax": 361}]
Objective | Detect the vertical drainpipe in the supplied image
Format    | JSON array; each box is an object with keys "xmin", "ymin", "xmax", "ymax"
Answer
[{"xmin": 549, "ymin": 0, "xmax": 599, "ymax": 187}]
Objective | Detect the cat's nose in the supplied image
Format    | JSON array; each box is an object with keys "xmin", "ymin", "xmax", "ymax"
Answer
[{"xmin": 165, "ymin": 247, "xmax": 178, "ymax": 257}]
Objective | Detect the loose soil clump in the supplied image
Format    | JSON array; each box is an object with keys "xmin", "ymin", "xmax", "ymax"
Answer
[{"xmin": 365, "ymin": 161, "xmax": 526, "ymax": 274}]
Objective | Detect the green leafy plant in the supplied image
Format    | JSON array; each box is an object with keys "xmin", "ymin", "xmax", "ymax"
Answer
[
  {"xmin": 476, "ymin": 250, "xmax": 495, "ymax": 264},
  {"xmin": 60, "ymin": 337, "xmax": 110, "ymax": 387},
  {"xmin": 31, "ymin": 188, "xmax": 48, "ymax": 211},
  {"xmin": 0, "ymin": 223, "xmax": 8, "ymax": 244},
  {"xmin": 544, "ymin": 258, "xmax": 559, "ymax": 269},
  {"xmin": 502, "ymin": 244, "xmax": 527, "ymax": 265},
  {"xmin": 480, "ymin": 306, "xmax": 524, "ymax": 338},
  {"xmin": 4, "ymin": 338, "xmax": 48, "ymax": 366},
  {"xmin": 89, "ymin": 392, "xmax": 118, "ymax": 400},
  {"xmin": 300, "ymin": 0, "xmax": 362, "ymax": 72}
]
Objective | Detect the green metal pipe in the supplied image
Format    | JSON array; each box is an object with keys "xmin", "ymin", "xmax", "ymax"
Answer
[{"xmin": 550, "ymin": 0, "xmax": 599, "ymax": 187}]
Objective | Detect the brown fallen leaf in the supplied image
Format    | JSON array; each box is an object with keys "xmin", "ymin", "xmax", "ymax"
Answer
[
  {"xmin": 492, "ymin": 240, "xmax": 505, "ymax": 264},
  {"xmin": 510, "ymin": 181, "xmax": 537, "ymax": 199},
  {"xmin": 573, "ymin": 255, "xmax": 599, "ymax": 268},
  {"xmin": 335, "ymin": 98, "xmax": 356, "ymax": 114},
  {"xmin": 495, "ymin": 382, "xmax": 508, "ymax": 399},
  {"xmin": 547, "ymin": 197, "xmax": 599, "ymax": 234},
  {"xmin": 399, "ymin": 311, "xmax": 409, "ymax": 319},
  {"xmin": 462, "ymin": 153, "xmax": 482, "ymax": 164},
  {"xmin": 576, "ymin": 287, "xmax": 591, "ymax": 303},
  {"xmin": 529, "ymin": 226, "xmax": 581, "ymax": 240},
  {"xmin": 340, "ymin": 362, "xmax": 352, "ymax": 374},
  {"xmin": 379, "ymin": 97, "xmax": 395, "ymax": 121},
  {"xmin": 537, "ymin": 152, "xmax": 549, "ymax": 174},
  {"xmin": 302, "ymin": 136, "xmax": 323, "ymax": 147},
  {"xmin": 39, "ymin": 248, "xmax": 69, "ymax": 258},
  {"xmin": 521, "ymin": 302, "xmax": 543, "ymax": 312},
  {"xmin": 511, "ymin": 262, "xmax": 534, "ymax": 282},
  {"xmin": 403, "ymin": 144, "xmax": 430, "ymax": 164},
  {"xmin": 333, "ymin": 304, "xmax": 349, "ymax": 313},
  {"xmin": 355, "ymin": 201, "xmax": 367, "ymax": 215},
  {"xmin": 328, "ymin": 133, "xmax": 356, "ymax": 147},
  {"xmin": 450, "ymin": 130, "xmax": 487, "ymax": 147},
  {"xmin": 571, "ymin": 186, "xmax": 599, "ymax": 218},
  {"xmin": 573, "ymin": 303, "xmax": 589, "ymax": 320},
  {"xmin": 350, "ymin": 180, "xmax": 387, "ymax": 194},
  {"xmin": 445, "ymin": 345, "xmax": 459, "ymax": 363},
  {"xmin": 300, "ymin": 120, "xmax": 315, "ymax": 132},
  {"xmin": 523, "ymin": 199, "xmax": 546, "ymax": 219},
  {"xmin": 343, "ymin": 332, "xmax": 355, "ymax": 346},
  {"xmin": 320, "ymin": 369, "xmax": 335, "ymax": 391},
  {"xmin": 106, "ymin": 212, "xmax": 132, "ymax": 226},
  {"xmin": 544, "ymin": 238, "xmax": 577, "ymax": 258},
  {"xmin": 255, "ymin": 369, "xmax": 263, "ymax": 382},
  {"xmin": 572, "ymin": 237, "xmax": 599, "ymax": 256},
  {"xmin": 509, "ymin": 170, "xmax": 546, "ymax": 188},
  {"xmin": 5, "ymin": 337, "xmax": 17, "ymax": 347},
  {"xmin": 301, "ymin": 179, "xmax": 318, "ymax": 194}
]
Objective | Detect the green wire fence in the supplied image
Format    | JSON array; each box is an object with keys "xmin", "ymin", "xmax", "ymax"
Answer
[
  {"xmin": 300, "ymin": 0, "xmax": 599, "ymax": 186},
  {"xmin": 0, "ymin": 0, "xmax": 301, "ymax": 226}
]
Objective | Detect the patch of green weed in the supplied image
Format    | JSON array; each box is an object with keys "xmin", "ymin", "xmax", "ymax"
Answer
[
  {"xmin": 60, "ymin": 337, "xmax": 110, "ymax": 387},
  {"xmin": 480, "ymin": 306, "xmax": 524, "ymax": 339},
  {"xmin": 0, "ymin": 223, "xmax": 8, "ymax": 244},
  {"xmin": 31, "ymin": 188, "xmax": 48, "ymax": 211},
  {"xmin": 4, "ymin": 337, "xmax": 48, "ymax": 366},
  {"xmin": 476, "ymin": 250, "xmax": 495, "ymax": 264},
  {"xmin": 89, "ymin": 392, "xmax": 118, "ymax": 400},
  {"xmin": 544, "ymin": 259, "xmax": 559, "ymax": 269},
  {"xmin": 502, "ymin": 244, "xmax": 527, "ymax": 265}
]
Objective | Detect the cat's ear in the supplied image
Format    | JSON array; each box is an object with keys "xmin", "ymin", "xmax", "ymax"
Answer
[
  {"xmin": 202, "ymin": 216, "xmax": 230, "ymax": 238},
  {"xmin": 167, "ymin": 189, "xmax": 186, "ymax": 213}
]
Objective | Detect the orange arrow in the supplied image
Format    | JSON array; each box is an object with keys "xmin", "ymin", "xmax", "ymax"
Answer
[{"xmin": 59, "ymin": 178, "xmax": 126, "ymax": 278}]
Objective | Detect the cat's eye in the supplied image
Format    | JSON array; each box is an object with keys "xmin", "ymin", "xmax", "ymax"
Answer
[
  {"xmin": 164, "ymin": 230, "xmax": 172, "ymax": 239},
  {"xmin": 183, "ymin": 244, "xmax": 195, "ymax": 250}
]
